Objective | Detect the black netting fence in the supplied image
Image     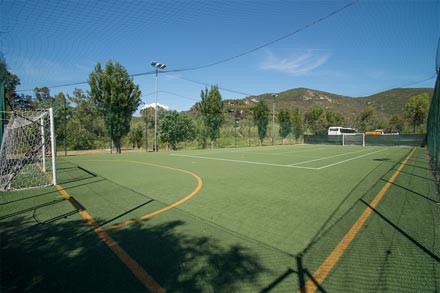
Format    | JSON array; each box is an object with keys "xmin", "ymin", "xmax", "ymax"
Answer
[
  {"xmin": 304, "ymin": 134, "xmax": 425, "ymax": 147},
  {"xmin": 427, "ymin": 73, "xmax": 439, "ymax": 173},
  {"xmin": 297, "ymin": 148, "xmax": 440, "ymax": 292}
]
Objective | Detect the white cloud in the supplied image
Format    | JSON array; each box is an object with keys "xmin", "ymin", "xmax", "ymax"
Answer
[
  {"xmin": 259, "ymin": 49, "xmax": 331, "ymax": 75},
  {"xmin": 140, "ymin": 102, "xmax": 170, "ymax": 110}
]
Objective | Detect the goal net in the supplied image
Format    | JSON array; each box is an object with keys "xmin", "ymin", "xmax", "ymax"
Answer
[
  {"xmin": 342, "ymin": 133, "xmax": 365, "ymax": 146},
  {"xmin": 0, "ymin": 108, "xmax": 56, "ymax": 192}
]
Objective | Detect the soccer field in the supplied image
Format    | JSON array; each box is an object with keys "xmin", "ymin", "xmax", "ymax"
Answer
[{"xmin": 1, "ymin": 145, "xmax": 439, "ymax": 292}]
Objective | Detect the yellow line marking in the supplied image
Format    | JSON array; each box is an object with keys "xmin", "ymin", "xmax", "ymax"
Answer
[
  {"xmin": 303, "ymin": 147, "xmax": 416, "ymax": 292},
  {"xmin": 43, "ymin": 166, "xmax": 165, "ymax": 293},
  {"xmin": 97, "ymin": 160, "xmax": 203, "ymax": 231}
]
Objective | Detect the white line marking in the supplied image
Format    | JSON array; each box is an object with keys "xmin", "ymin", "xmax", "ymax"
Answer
[
  {"xmin": 172, "ymin": 148, "xmax": 388, "ymax": 170},
  {"xmin": 171, "ymin": 154, "xmax": 318, "ymax": 170},
  {"xmin": 270, "ymin": 147, "xmax": 330, "ymax": 155},
  {"xmin": 288, "ymin": 148, "xmax": 375, "ymax": 166},
  {"xmin": 317, "ymin": 148, "xmax": 388, "ymax": 169}
]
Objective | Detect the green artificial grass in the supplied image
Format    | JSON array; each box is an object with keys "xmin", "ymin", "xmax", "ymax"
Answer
[{"xmin": 1, "ymin": 145, "xmax": 439, "ymax": 292}]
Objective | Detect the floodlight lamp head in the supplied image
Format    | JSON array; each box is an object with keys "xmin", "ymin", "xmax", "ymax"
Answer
[
  {"xmin": 158, "ymin": 63, "xmax": 167, "ymax": 69},
  {"xmin": 151, "ymin": 61, "xmax": 157, "ymax": 67},
  {"xmin": 272, "ymin": 94, "xmax": 278, "ymax": 98}
]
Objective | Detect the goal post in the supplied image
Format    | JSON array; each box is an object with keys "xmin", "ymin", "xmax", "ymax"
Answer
[
  {"xmin": 342, "ymin": 133, "xmax": 365, "ymax": 146},
  {"xmin": 0, "ymin": 108, "xmax": 56, "ymax": 192}
]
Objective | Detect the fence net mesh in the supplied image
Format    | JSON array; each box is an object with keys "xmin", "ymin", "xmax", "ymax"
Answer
[{"xmin": 427, "ymin": 73, "xmax": 440, "ymax": 174}]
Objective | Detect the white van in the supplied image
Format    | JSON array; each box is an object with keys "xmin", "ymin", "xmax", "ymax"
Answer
[{"xmin": 328, "ymin": 126, "xmax": 357, "ymax": 135}]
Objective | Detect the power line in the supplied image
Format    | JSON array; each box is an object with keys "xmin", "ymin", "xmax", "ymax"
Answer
[
  {"xmin": 168, "ymin": 1, "xmax": 358, "ymax": 73},
  {"xmin": 160, "ymin": 90, "xmax": 199, "ymax": 102},
  {"xmin": 164, "ymin": 73, "xmax": 255, "ymax": 97},
  {"xmin": 141, "ymin": 90, "xmax": 198, "ymax": 102},
  {"xmin": 16, "ymin": 1, "xmax": 358, "ymax": 93}
]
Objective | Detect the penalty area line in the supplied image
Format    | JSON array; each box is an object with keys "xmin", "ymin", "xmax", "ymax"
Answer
[
  {"xmin": 316, "ymin": 148, "xmax": 388, "ymax": 170},
  {"xmin": 288, "ymin": 148, "xmax": 375, "ymax": 166},
  {"xmin": 170, "ymin": 154, "xmax": 318, "ymax": 170}
]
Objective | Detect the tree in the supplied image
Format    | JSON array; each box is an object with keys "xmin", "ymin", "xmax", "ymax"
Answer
[
  {"xmin": 88, "ymin": 61, "xmax": 141, "ymax": 153},
  {"xmin": 141, "ymin": 107, "xmax": 155, "ymax": 129},
  {"xmin": 0, "ymin": 60, "xmax": 32, "ymax": 111},
  {"xmin": 34, "ymin": 86, "xmax": 54, "ymax": 105},
  {"xmin": 304, "ymin": 108, "xmax": 324, "ymax": 134},
  {"xmin": 325, "ymin": 111, "xmax": 343, "ymax": 128},
  {"xmin": 65, "ymin": 88, "xmax": 106, "ymax": 150},
  {"xmin": 278, "ymin": 109, "xmax": 291, "ymax": 144},
  {"xmin": 5, "ymin": 72, "xmax": 31, "ymax": 110},
  {"xmin": 404, "ymin": 94, "xmax": 429, "ymax": 133},
  {"xmin": 52, "ymin": 92, "xmax": 68, "ymax": 144},
  {"xmin": 127, "ymin": 125, "xmax": 143, "ymax": 149},
  {"xmin": 252, "ymin": 100, "xmax": 270, "ymax": 145},
  {"xmin": 303, "ymin": 108, "xmax": 345, "ymax": 135},
  {"xmin": 69, "ymin": 88, "xmax": 104, "ymax": 140},
  {"xmin": 159, "ymin": 111, "xmax": 195, "ymax": 150},
  {"xmin": 199, "ymin": 86, "xmax": 224, "ymax": 149},
  {"xmin": 387, "ymin": 114, "xmax": 405, "ymax": 133},
  {"xmin": 355, "ymin": 105, "xmax": 380, "ymax": 132},
  {"xmin": 292, "ymin": 107, "xmax": 303, "ymax": 142}
]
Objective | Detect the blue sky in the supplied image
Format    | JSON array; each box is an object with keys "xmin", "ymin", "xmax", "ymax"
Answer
[{"xmin": 1, "ymin": 0, "xmax": 439, "ymax": 112}]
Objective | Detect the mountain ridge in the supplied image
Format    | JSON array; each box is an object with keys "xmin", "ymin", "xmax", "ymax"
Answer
[{"xmin": 221, "ymin": 87, "xmax": 434, "ymax": 122}]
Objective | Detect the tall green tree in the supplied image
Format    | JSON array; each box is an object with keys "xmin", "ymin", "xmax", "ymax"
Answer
[
  {"xmin": 304, "ymin": 108, "xmax": 325, "ymax": 134},
  {"xmin": 252, "ymin": 100, "xmax": 270, "ymax": 145},
  {"xmin": 66, "ymin": 88, "xmax": 105, "ymax": 150},
  {"xmin": 325, "ymin": 111, "xmax": 344, "ymax": 127},
  {"xmin": 159, "ymin": 111, "xmax": 195, "ymax": 150},
  {"xmin": 304, "ymin": 108, "xmax": 344, "ymax": 135},
  {"xmin": 140, "ymin": 107, "xmax": 155, "ymax": 129},
  {"xmin": 404, "ymin": 93, "xmax": 429, "ymax": 133},
  {"xmin": 88, "ymin": 61, "xmax": 141, "ymax": 153},
  {"xmin": 4, "ymin": 71, "xmax": 31, "ymax": 110},
  {"xmin": 0, "ymin": 58, "xmax": 31, "ymax": 112},
  {"xmin": 387, "ymin": 114, "xmax": 405, "ymax": 133},
  {"xmin": 278, "ymin": 109, "xmax": 291, "ymax": 144},
  {"xmin": 52, "ymin": 92, "xmax": 68, "ymax": 144},
  {"xmin": 127, "ymin": 125, "xmax": 143, "ymax": 149},
  {"xmin": 292, "ymin": 107, "xmax": 303, "ymax": 142},
  {"xmin": 34, "ymin": 86, "xmax": 54, "ymax": 106},
  {"xmin": 199, "ymin": 85, "xmax": 224, "ymax": 149},
  {"xmin": 355, "ymin": 105, "xmax": 380, "ymax": 132}
]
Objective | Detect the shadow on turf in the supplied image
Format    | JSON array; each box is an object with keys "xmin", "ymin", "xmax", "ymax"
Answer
[
  {"xmin": 359, "ymin": 199, "xmax": 440, "ymax": 263},
  {"xmin": 0, "ymin": 178, "xmax": 106, "ymax": 206},
  {"xmin": 0, "ymin": 198, "xmax": 66, "ymax": 221},
  {"xmin": 1, "ymin": 216, "xmax": 268, "ymax": 292},
  {"xmin": 269, "ymin": 148, "xmax": 440, "ymax": 293}
]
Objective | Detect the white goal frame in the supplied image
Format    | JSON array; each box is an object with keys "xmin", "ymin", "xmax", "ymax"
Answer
[
  {"xmin": 342, "ymin": 133, "xmax": 365, "ymax": 147},
  {"xmin": 0, "ymin": 108, "xmax": 56, "ymax": 191}
]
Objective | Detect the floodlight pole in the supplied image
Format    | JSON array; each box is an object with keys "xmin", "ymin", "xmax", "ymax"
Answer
[
  {"xmin": 154, "ymin": 68, "xmax": 158, "ymax": 152},
  {"xmin": 64, "ymin": 95, "xmax": 67, "ymax": 156},
  {"xmin": 151, "ymin": 61, "xmax": 166, "ymax": 152},
  {"xmin": 272, "ymin": 94, "xmax": 277, "ymax": 145},
  {"xmin": 145, "ymin": 108, "xmax": 148, "ymax": 152}
]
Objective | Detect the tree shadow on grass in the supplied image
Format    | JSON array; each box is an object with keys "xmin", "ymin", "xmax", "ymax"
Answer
[
  {"xmin": 1, "ymin": 214, "xmax": 268, "ymax": 292},
  {"xmin": 112, "ymin": 219, "xmax": 268, "ymax": 292}
]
